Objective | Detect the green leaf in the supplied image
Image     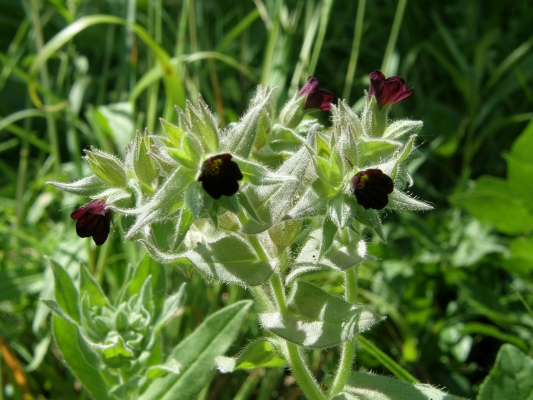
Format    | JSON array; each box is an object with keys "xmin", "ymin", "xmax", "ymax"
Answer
[
  {"xmin": 387, "ymin": 190, "xmax": 433, "ymax": 212},
  {"xmin": 216, "ymin": 339, "xmax": 286, "ymax": 372},
  {"xmin": 140, "ymin": 300, "xmax": 252, "ymax": 400},
  {"xmin": 260, "ymin": 281, "xmax": 381, "ymax": 348},
  {"xmin": 155, "ymin": 283, "xmax": 186, "ymax": 330},
  {"xmin": 295, "ymin": 228, "xmax": 366, "ymax": 272},
  {"xmin": 221, "ymin": 88, "xmax": 275, "ymax": 158},
  {"xmin": 506, "ymin": 154, "xmax": 533, "ymax": 206},
  {"xmin": 125, "ymin": 255, "xmax": 166, "ymax": 317},
  {"xmin": 50, "ymin": 310, "xmax": 116, "ymax": 400},
  {"xmin": 125, "ymin": 167, "xmax": 196, "ymax": 240},
  {"xmin": 160, "ymin": 118, "xmax": 184, "ymax": 148},
  {"xmin": 46, "ymin": 175, "xmax": 109, "ymax": 196},
  {"xmin": 79, "ymin": 265, "xmax": 109, "ymax": 307},
  {"xmin": 510, "ymin": 119, "xmax": 533, "ymax": 162},
  {"xmin": 180, "ymin": 235, "xmax": 274, "ymax": 286},
  {"xmin": 284, "ymin": 180, "xmax": 332, "ymax": 221},
  {"xmin": 234, "ymin": 156, "xmax": 297, "ymax": 186},
  {"xmin": 358, "ymin": 138, "xmax": 402, "ymax": 167},
  {"xmin": 477, "ymin": 344, "xmax": 533, "ymax": 400},
  {"xmin": 451, "ymin": 176, "xmax": 533, "ymax": 235},
  {"xmin": 383, "ymin": 119, "xmax": 423, "ymax": 141},
  {"xmin": 185, "ymin": 95, "xmax": 219, "ymax": 154},
  {"xmin": 242, "ymin": 147, "xmax": 310, "ymax": 234},
  {"xmin": 50, "ymin": 259, "xmax": 80, "ymax": 324},
  {"xmin": 339, "ymin": 371, "xmax": 465, "ymax": 400}
]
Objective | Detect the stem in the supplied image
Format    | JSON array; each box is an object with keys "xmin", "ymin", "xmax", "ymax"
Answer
[
  {"xmin": 287, "ymin": 343, "xmax": 327, "ymax": 400},
  {"xmin": 343, "ymin": 0, "xmax": 366, "ymax": 101},
  {"xmin": 269, "ymin": 272, "xmax": 287, "ymax": 312},
  {"xmin": 30, "ymin": 0, "xmax": 60, "ymax": 176},
  {"xmin": 330, "ymin": 265, "xmax": 358, "ymax": 396},
  {"xmin": 380, "ymin": 0, "xmax": 407, "ymax": 74},
  {"xmin": 267, "ymin": 275, "xmax": 326, "ymax": 400}
]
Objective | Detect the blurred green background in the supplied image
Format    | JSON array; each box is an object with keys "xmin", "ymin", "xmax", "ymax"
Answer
[{"xmin": 1, "ymin": 0, "xmax": 532, "ymax": 399}]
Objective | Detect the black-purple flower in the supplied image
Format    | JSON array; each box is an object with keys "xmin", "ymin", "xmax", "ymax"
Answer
[
  {"xmin": 368, "ymin": 70, "xmax": 413, "ymax": 109},
  {"xmin": 198, "ymin": 154, "xmax": 243, "ymax": 199},
  {"xmin": 70, "ymin": 199, "xmax": 112, "ymax": 245},
  {"xmin": 299, "ymin": 77, "xmax": 334, "ymax": 111},
  {"xmin": 351, "ymin": 169, "xmax": 394, "ymax": 210}
]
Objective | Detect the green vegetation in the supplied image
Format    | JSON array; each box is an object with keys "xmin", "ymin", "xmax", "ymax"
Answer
[{"xmin": 1, "ymin": 0, "xmax": 532, "ymax": 399}]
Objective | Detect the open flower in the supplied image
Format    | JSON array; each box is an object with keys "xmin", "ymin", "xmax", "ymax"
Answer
[
  {"xmin": 198, "ymin": 154, "xmax": 243, "ymax": 199},
  {"xmin": 70, "ymin": 199, "xmax": 112, "ymax": 245},
  {"xmin": 299, "ymin": 77, "xmax": 334, "ymax": 111},
  {"xmin": 368, "ymin": 70, "xmax": 413, "ymax": 109},
  {"xmin": 351, "ymin": 169, "xmax": 394, "ymax": 210}
]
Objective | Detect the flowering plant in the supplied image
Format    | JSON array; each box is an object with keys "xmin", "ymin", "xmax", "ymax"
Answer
[{"xmin": 48, "ymin": 72, "xmax": 463, "ymax": 400}]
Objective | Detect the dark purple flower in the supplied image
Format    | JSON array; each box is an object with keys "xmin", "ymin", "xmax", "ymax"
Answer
[
  {"xmin": 368, "ymin": 70, "xmax": 413, "ymax": 109},
  {"xmin": 299, "ymin": 77, "xmax": 334, "ymax": 111},
  {"xmin": 351, "ymin": 169, "xmax": 394, "ymax": 210},
  {"xmin": 70, "ymin": 199, "xmax": 112, "ymax": 245},
  {"xmin": 198, "ymin": 154, "xmax": 243, "ymax": 199}
]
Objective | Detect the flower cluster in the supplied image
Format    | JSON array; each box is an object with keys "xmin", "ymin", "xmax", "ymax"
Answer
[{"xmin": 51, "ymin": 71, "xmax": 428, "ymax": 288}]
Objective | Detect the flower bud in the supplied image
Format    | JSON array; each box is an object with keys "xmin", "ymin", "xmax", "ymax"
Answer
[
  {"xmin": 132, "ymin": 130, "xmax": 159, "ymax": 189},
  {"xmin": 280, "ymin": 77, "xmax": 333, "ymax": 129},
  {"xmin": 83, "ymin": 147, "xmax": 128, "ymax": 187}
]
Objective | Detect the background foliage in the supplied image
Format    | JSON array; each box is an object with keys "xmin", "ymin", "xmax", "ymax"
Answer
[{"xmin": 1, "ymin": 0, "xmax": 532, "ymax": 399}]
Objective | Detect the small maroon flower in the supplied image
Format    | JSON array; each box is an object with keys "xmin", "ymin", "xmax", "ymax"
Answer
[
  {"xmin": 70, "ymin": 199, "xmax": 112, "ymax": 245},
  {"xmin": 198, "ymin": 154, "xmax": 243, "ymax": 199},
  {"xmin": 351, "ymin": 169, "xmax": 394, "ymax": 210},
  {"xmin": 299, "ymin": 77, "xmax": 334, "ymax": 111},
  {"xmin": 368, "ymin": 70, "xmax": 413, "ymax": 109}
]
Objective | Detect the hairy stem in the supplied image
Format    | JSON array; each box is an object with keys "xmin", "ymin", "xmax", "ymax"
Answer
[
  {"xmin": 330, "ymin": 265, "xmax": 358, "ymax": 395},
  {"xmin": 268, "ymin": 274, "xmax": 326, "ymax": 400}
]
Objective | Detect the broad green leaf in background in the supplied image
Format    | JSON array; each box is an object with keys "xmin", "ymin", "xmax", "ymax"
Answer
[
  {"xmin": 140, "ymin": 300, "xmax": 252, "ymax": 400},
  {"xmin": 451, "ymin": 176, "xmax": 533, "ymax": 235},
  {"xmin": 477, "ymin": 344, "xmax": 533, "ymax": 400}
]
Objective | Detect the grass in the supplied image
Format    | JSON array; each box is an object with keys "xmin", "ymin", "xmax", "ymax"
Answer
[{"xmin": 1, "ymin": 0, "xmax": 532, "ymax": 398}]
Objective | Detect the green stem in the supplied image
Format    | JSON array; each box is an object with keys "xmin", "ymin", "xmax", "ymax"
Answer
[
  {"xmin": 267, "ymin": 274, "xmax": 326, "ymax": 400},
  {"xmin": 380, "ymin": 0, "xmax": 407, "ymax": 74},
  {"xmin": 330, "ymin": 265, "xmax": 358, "ymax": 395},
  {"xmin": 269, "ymin": 272, "xmax": 287, "ymax": 312},
  {"xmin": 343, "ymin": 0, "xmax": 366, "ymax": 101},
  {"xmin": 30, "ymin": 0, "xmax": 60, "ymax": 176},
  {"xmin": 286, "ymin": 343, "xmax": 327, "ymax": 400}
]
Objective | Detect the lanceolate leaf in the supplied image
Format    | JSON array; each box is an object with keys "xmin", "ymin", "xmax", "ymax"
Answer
[
  {"xmin": 79, "ymin": 264, "xmax": 109, "ymax": 308},
  {"xmin": 140, "ymin": 300, "xmax": 252, "ymax": 400},
  {"xmin": 50, "ymin": 259, "xmax": 80, "ymax": 324},
  {"xmin": 51, "ymin": 311, "xmax": 117, "ymax": 400},
  {"xmin": 221, "ymin": 88, "xmax": 275, "ymax": 158}
]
